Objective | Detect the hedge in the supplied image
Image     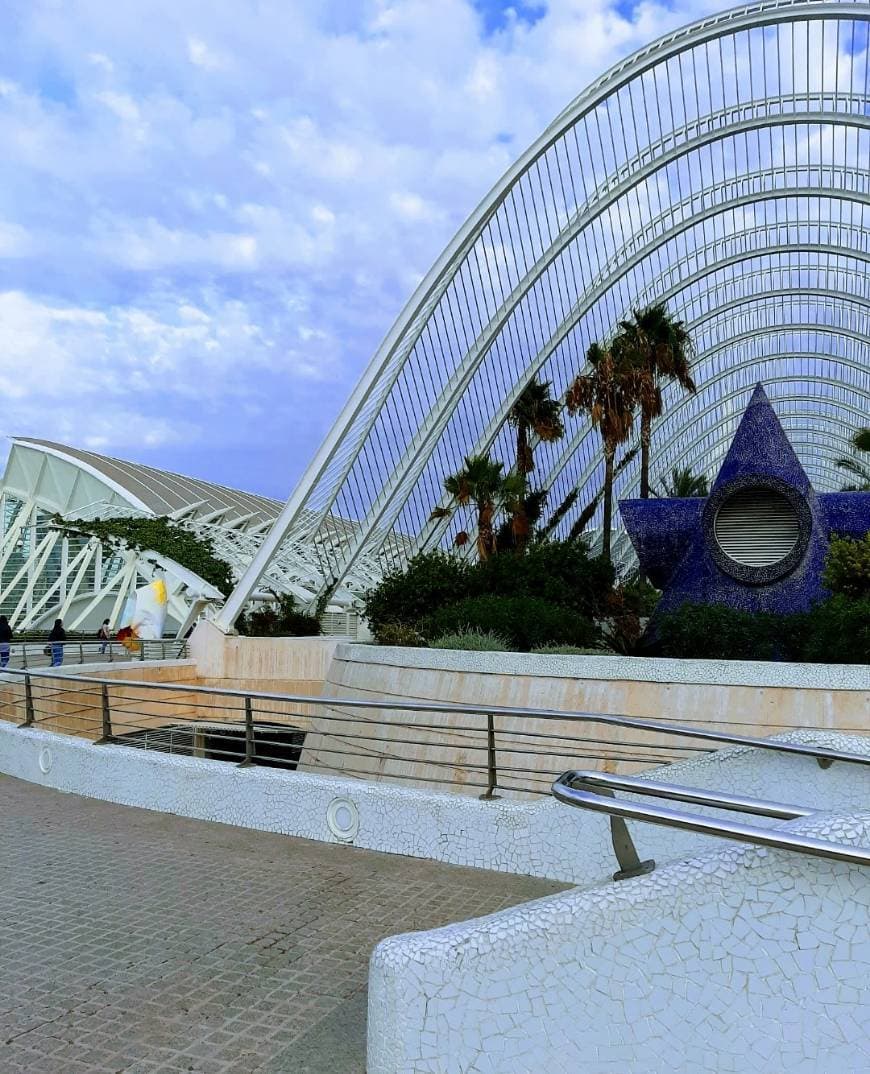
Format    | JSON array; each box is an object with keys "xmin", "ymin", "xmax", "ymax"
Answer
[
  {"xmin": 422, "ymin": 594, "xmax": 599, "ymax": 653},
  {"xmin": 656, "ymin": 597, "xmax": 870, "ymax": 664}
]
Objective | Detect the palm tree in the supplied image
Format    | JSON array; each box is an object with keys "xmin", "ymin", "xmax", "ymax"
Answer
[
  {"xmin": 507, "ymin": 379, "xmax": 564, "ymax": 552},
  {"xmin": 836, "ymin": 428, "xmax": 870, "ymax": 491},
  {"xmin": 616, "ymin": 303, "xmax": 696, "ymax": 500},
  {"xmin": 432, "ymin": 455, "xmax": 523, "ymax": 561},
  {"xmin": 565, "ymin": 344, "xmax": 641, "ymax": 561},
  {"xmin": 543, "ymin": 446, "xmax": 638, "ymax": 540},
  {"xmin": 659, "ymin": 465, "xmax": 709, "ymax": 498},
  {"xmin": 495, "ymin": 488, "xmax": 549, "ymax": 552},
  {"xmin": 508, "ymin": 378, "xmax": 564, "ymax": 479}
]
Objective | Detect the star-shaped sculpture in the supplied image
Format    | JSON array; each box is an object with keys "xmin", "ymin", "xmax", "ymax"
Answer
[{"xmin": 620, "ymin": 384, "xmax": 870, "ymax": 617}]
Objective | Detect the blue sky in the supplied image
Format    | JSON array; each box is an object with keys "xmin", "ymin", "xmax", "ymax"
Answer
[{"xmin": 0, "ymin": 0, "xmax": 721, "ymax": 500}]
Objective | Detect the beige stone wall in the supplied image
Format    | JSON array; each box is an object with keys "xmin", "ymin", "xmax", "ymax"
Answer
[
  {"xmin": 0, "ymin": 656, "xmax": 322, "ymax": 744},
  {"xmin": 3, "ymin": 637, "xmax": 864, "ymax": 800},
  {"xmin": 188, "ymin": 619, "xmax": 342, "ymax": 696},
  {"xmin": 297, "ymin": 645, "xmax": 870, "ymax": 797},
  {"xmin": 0, "ymin": 662, "xmax": 200, "ymax": 740}
]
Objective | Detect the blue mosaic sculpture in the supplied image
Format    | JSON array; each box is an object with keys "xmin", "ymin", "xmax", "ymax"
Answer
[{"xmin": 620, "ymin": 384, "xmax": 870, "ymax": 616}]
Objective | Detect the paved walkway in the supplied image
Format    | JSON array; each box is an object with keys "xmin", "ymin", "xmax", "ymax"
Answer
[{"xmin": 0, "ymin": 775, "xmax": 565, "ymax": 1073}]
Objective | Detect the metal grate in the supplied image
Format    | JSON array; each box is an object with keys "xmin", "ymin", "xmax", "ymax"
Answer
[
  {"xmin": 714, "ymin": 487, "xmax": 799, "ymax": 567},
  {"xmin": 320, "ymin": 610, "xmax": 361, "ymax": 639}
]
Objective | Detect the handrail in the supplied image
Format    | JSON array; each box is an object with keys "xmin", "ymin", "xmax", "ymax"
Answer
[
  {"xmin": 3, "ymin": 665, "xmax": 868, "ymax": 770},
  {"xmin": 557, "ymin": 771, "xmax": 815, "ymax": 819},
  {"xmin": 552, "ymin": 770, "xmax": 870, "ymax": 873},
  {"xmin": 0, "ymin": 640, "xmax": 187, "ymax": 669}
]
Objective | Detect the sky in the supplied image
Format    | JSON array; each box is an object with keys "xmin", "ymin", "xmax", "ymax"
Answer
[{"xmin": 0, "ymin": 0, "xmax": 726, "ymax": 500}]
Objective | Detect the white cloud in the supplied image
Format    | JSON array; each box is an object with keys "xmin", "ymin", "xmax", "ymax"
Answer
[
  {"xmin": 94, "ymin": 90, "xmax": 140, "ymax": 124},
  {"xmin": 0, "ymin": 0, "xmax": 740, "ymax": 487},
  {"xmin": 0, "ymin": 220, "xmax": 32, "ymax": 256},
  {"xmin": 389, "ymin": 191, "xmax": 443, "ymax": 223},
  {"xmin": 187, "ymin": 36, "xmax": 226, "ymax": 71}
]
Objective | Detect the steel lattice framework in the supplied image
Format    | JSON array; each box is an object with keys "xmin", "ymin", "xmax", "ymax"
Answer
[
  {"xmin": 217, "ymin": 0, "xmax": 870, "ymax": 629},
  {"xmin": 0, "ymin": 440, "xmax": 398, "ymax": 634}
]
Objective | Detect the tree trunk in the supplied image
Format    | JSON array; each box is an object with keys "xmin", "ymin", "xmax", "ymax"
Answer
[
  {"xmin": 639, "ymin": 407, "xmax": 651, "ymax": 499},
  {"xmin": 477, "ymin": 502, "xmax": 495, "ymax": 561},
  {"xmin": 513, "ymin": 424, "xmax": 530, "ymax": 554},
  {"xmin": 602, "ymin": 444, "xmax": 615, "ymax": 562},
  {"xmin": 516, "ymin": 424, "xmax": 529, "ymax": 483}
]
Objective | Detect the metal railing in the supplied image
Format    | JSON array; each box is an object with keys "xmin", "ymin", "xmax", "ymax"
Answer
[
  {"xmin": 0, "ymin": 639, "xmax": 188, "ymax": 671},
  {"xmin": 552, "ymin": 770, "xmax": 870, "ymax": 876},
  {"xmin": 0, "ymin": 666, "xmax": 867, "ymax": 799}
]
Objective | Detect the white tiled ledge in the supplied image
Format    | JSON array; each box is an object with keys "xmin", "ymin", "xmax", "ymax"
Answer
[{"xmin": 335, "ymin": 644, "xmax": 870, "ymax": 692}]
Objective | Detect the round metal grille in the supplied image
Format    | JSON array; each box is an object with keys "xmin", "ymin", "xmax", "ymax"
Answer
[{"xmin": 714, "ymin": 487, "xmax": 800, "ymax": 567}]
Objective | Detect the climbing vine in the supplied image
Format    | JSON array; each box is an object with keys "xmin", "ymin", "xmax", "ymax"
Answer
[{"xmin": 50, "ymin": 515, "xmax": 234, "ymax": 596}]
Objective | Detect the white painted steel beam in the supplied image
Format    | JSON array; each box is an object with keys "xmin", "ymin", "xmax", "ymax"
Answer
[{"xmin": 214, "ymin": 1, "xmax": 870, "ymax": 624}]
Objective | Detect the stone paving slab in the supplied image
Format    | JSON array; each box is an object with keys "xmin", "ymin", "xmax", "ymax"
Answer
[{"xmin": 0, "ymin": 774, "xmax": 566, "ymax": 1072}]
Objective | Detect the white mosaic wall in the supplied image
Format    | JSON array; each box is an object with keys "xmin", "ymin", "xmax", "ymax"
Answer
[
  {"xmin": 338, "ymin": 642, "xmax": 870, "ymax": 690},
  {"xmin": 0, "ymin": 720, "xmax": 867, "ymax": 889},
  {"xmin": 369, "ymin": 809, "xmax": 870, "ymax": 1074},
  {"xmin": 2, "ymin": 718, "xmax": 868, "ymax": 1071}
]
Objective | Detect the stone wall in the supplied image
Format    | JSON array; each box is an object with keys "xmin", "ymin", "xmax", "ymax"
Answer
[
  {"xmin": 189, "ymin": 619, "xmax": 343, "ymax": 695},
  {"xmin": 0, "ymin": 657, "xmax": 321, "ymax": 743},
  {"xmin": 0, "ymin": 660, "xmax": 200, "ymax": 740},
  {"xmin": 302, "ymin": 644, "xmax": 869, "ymax": 794},
  {"xmin": 3, "ymin": 639, "xmax": 866, "ymax": 802}
]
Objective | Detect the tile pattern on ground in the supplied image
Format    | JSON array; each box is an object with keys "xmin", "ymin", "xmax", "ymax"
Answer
[{"xmin": 0, "ymin": 774, "xmax": 565, "ymax": 1073}]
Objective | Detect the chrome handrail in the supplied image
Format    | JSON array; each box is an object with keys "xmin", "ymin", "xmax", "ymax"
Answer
[
  {"xmin": 556, "ymin": 771, "xmax": 815, "ymax": 819},
  {"xmin": 3, "ymin": 665, "xmax": 868, "ymax": 770},
  {"xmin": 552, "ymin": 770, "xmax": 870, "ymax": 873}
]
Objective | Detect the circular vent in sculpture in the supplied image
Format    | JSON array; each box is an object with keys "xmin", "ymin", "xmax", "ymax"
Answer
[{"xmin": 714, "ymin": 487, "xmax": 800, "ymax": 567}]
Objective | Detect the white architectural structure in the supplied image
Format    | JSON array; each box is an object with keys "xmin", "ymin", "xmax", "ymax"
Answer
[
  {"xmin": 216, "ymin": 0, "xmax": 870, "ymax": 630},
  {"xmin": 3, "ymin": 1, "xmax": 867, "ymax": 634},
  {"xmin": 0, "ymin": 438, "xmax": 392, "ymax": 634}
]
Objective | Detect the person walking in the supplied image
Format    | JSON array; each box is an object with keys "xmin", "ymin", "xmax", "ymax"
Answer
[
  {"xmin": 0, "ymin": 615, "xmax": 12, "ymax": 669},
  {"xmin": 48, "ymin": 619, "xmax": 66, "ymax": 668},
  {"xmin": 98, "ymin": 618, "xmax": 111, "ymax": 656}
]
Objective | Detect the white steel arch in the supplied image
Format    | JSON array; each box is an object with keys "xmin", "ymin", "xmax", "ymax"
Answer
[
  {"xmin": 0, "ymin": 440, "xmax": 399, "ymax": 634},
  {"xmin": 218, "ymin": 0, "xmax": 870, "ymax": 628}
]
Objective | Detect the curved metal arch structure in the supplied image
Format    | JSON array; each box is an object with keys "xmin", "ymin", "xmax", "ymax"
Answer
[{"xmin": 217, "ymin": 0, "xmax": 870, "ymax": 629}]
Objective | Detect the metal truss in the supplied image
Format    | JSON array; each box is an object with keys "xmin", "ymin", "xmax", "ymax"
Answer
[
  {"xmin": 218, "ymin": 0, "xmax": 870, "ymax": 626},
  {"xmin": 0, "ymin": 441, "xmax": 392, "ymax": 634},
  {"xmin": 545, "ymin": 373, "xmax": 868, "ymax": 518},
  {"xmin": 417, "ymin": 257, "xmax": 870, "ymax": 554}
]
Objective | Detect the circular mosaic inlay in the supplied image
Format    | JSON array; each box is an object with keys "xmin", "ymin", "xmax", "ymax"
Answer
[
  {"xmin": 326, "ymin": 797, "xmax": 359, "ymax": 842},
  {"xmin": 714, "ymin": 486, "xmax": 800, "ymax": 568},
  {"xmin": 703, "ymin": 476, "xmax": 812, "ymax": 585},
  {"xmin": 38, "ymin": 747, "xmax": 53, "ymax": 774}
]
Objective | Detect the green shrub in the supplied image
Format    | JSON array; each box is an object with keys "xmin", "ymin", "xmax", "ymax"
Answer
[
  {"xmin": 823, "ymin": 534, "xmax": 870, "ymax": 598},
  {"xmin": 373, "ymin": 622, "xmax": 427, "ymax": 647},
  {"xmin": 615, "ymin": 570, "xmax": 661, "ymax": 617},
  {"xmin": 799, "ymin": 595, "xmax": 870, "ymax": 664},
  {"xmin": 430, "ymin": 629, "xmax": 511, "ymax": 652},
  {"xmin": 655, "ymin": 598, "xmax": 870, "ymax": 664},
  {"xmin": 474, "ymin": 539, "xmax": 615, "ymax": 616},
  {"xmin": 362, "ymin": 540, "xmax": 609, "ymax": 646},
  {"xmin": 599, "ymin": 575, "xmax": 660, "ymax": 655},
  {"xmin": 423, "ymin": 594, "xmax": 599, "ymax": 652},
  {"xmin": 362, "ymin": 552, "xmax": 471, "ymax": 635},
  {"xmin": 237, "ymin": 594, "xmax": 321, "ymax": 637},
  {"xmin": 655, "ymin": 603, "xmax": 782, "ymax": 661}
]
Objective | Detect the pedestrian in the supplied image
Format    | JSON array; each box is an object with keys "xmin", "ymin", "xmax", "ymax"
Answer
[
  {"xmin": 0, "ymin": 615, "xmax": 11, "ymax": 669},
  {"xmin": 98, "ymin": 618, "xmax": 111, "ymax": 656},
  {"xmin": 49, "ymin": 619, "xmax": 66, "ymax": 668}
]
